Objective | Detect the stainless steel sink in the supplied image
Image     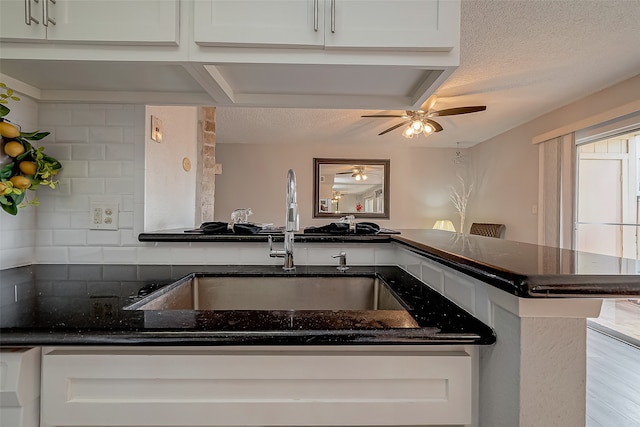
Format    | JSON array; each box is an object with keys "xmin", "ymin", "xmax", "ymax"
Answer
[{"xmin": 129, "ymin": 274, "xmax": 408, "ymax": 311}]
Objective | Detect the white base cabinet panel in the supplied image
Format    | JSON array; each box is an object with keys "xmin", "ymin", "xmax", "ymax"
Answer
[
  {"xmin": 0, "ymin": 347, "xmax": 41, "ymax": 427},
  {"xmin": 41, "ymin": 347, "xmax": 472, "ymax": 426}
]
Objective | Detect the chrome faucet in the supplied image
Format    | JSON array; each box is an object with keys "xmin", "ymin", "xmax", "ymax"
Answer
[{"xmin": 269, "ymin": 169, "xmax": 299, "ymax": 271}]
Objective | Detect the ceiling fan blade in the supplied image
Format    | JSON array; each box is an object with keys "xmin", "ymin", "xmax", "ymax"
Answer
[
  {"xmin": 378, "ymin": 120, "xmax": 410, "ymax": 136},
  {"xmin": 361, "ymin": 114, "xmax": 405, "ymax": 118},
  {"xmin": 430, "ymin": 106, "xmax": 487, "ymax": 117},
  {"xmin": 419, "ymin": 94, "xmax": 438, "ymax": 112},
  {"xmin": 424, "ymin": 118, "xmax": 443, "ymax": 132}
]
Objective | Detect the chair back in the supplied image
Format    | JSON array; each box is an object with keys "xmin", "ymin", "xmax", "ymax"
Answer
[{"xmin": 469, "ymin": 223, "xmax": 505, "ymax": 238}]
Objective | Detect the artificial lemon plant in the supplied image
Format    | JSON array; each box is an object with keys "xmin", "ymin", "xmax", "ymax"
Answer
[{"xmin": 0, "ymin": 83, "xmax": 62, "ymax": 215}]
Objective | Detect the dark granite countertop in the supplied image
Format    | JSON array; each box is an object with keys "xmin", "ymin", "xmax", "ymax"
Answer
[
  {"xmin": 138, "ymin": 228, "xmax": 640, "ymax": 298},
  {"xmin": 139, "ymin": 228, "xmax": 395, "ymax": 243},
  {"xmin": 393, "ymin": 229, "xmax": 640, "ymax": 298},
  {"xmin": 0, "ymin": 264, "xmax": 496, "ymax": 347}
]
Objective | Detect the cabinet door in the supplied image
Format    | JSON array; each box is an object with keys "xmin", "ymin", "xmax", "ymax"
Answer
[
  {"xmin": 42, "ymin": 349, "xmax": 472, "ymax": 426},
  {"xmin": 194, "ymin": 0, "xmax": 325, "ymax": 47},
  {"xmin": 325, "ymin": 0, "xmax": 460, "ymax": 51},
  {"xmin": 45, "ymin": 0, "xmax": 179, "ymax": 45},
  {"xmin": 0, "ymin": 0, "xmax": 46, "ymax": 41}
]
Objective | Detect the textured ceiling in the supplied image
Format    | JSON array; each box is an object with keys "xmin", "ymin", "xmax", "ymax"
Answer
[{"xmin": 216, "ymin": 0, "xmax": 640, "ymax": 148}]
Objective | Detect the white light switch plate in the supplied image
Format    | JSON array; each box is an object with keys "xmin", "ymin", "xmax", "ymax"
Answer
[
  {"xmin": 90, "ymin": 202, "xmax": 119, "ymax": 230},
  {"xmin": 151, "ymin": 115, "xmax": 162, "ymax": 143}
]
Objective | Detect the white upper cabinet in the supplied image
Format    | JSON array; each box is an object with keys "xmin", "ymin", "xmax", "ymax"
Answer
[
  {"xmin": 0, "ymin": 0, "xmax": 179, "ymax": 45},
  {"xmin": 0, "ymin": 0, "xmax": 47, "ymax": 41},
  {"xmin": 194, "ymin": 0, "xmax": 459, "ymax": 51},
  {"xmin": 194, "ymin": 0, "xmax": 325, "ymax": 48},
  {"xmin": 325, "ymin": 0, "xmax": 459, "ymax": 51}
]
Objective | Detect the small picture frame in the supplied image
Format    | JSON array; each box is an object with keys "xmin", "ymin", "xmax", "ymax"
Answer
[{"xmin": 319, "ymin": 198, "xmax": 330, "ymax": 212}]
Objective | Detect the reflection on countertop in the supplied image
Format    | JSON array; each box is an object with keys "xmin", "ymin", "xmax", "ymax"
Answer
[{"xmin": 0, "ymin": 264, "xmax": 496, "ymax": 347}]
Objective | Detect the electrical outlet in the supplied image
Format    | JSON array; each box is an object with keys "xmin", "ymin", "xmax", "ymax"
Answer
[
  {"xmin": 90, "ymin": 297, "xmax": 119, "ymax": 321},
  {"xmin": 90, "ymin": 202, "xmax": 118, "ymax": 230}
]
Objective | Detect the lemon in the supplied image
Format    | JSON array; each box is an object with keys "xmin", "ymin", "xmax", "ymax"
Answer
[
  {"xmin": 3, "ymin": 141, "xmax": 25, "ymax": 157},
  {"xmin": 0, "ymin": 181, "xmax": 7, "ymax": 194},
  {"xmin": 0, "ymin": 122, "xmax": 20, "ymax": 139},
  {"xmin": 19, "ymin": 161, "xmax": 37, "ymax": 175},
  {"xmin": 10, "ymin": 175, "xmax": 31, "ymax": 190}
]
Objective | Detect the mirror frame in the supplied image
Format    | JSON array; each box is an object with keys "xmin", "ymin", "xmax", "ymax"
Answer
[{"xmin": 313, "ymin": 158, "xmax": 390, "ymax": 219}]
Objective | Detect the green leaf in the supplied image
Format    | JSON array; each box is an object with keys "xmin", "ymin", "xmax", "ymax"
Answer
[
  {"xmin": 0, "ymin": 104, "xmax": 9, "ymax": 117},
  {"xmin": 16, "ymin": 151, "xmax": 31, "ymax": 162},
  {"xmin": 0, "ymin": 163, "xmax": 15, "ymax": 179},
  {"xmin": 1, "ymin": 202, "xmax": 18, "ymax": 215},
  {"xmin": 13, "ymin": 192, "xmax": 25, "ymax": 205},
  {"xmin": 19, "ymin": 131, "xmax": 49, "ymax": 141},
  {"xmin": 6, "ymin": 89, "xmax": 13, "ymax": 96}
]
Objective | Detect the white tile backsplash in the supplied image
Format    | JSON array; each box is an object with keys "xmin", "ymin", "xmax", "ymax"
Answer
[
  {"xmin": 105, "ymin": 144, "xmax": 135, "ymax": 160},
  {"xmin": 90, "ymin": 127, "xmax": 124, "ymax": 144},
  {"xmin": 69, "ymin": 246, "xmax": 103, "ymax": 263},
  {"xmin": 59, "ymin": 160, "xmax": 89, "ymax": 178},
  {"xmin": 73, "ymin": 109, "xmax": 106, "ymax": 126},
  {"xmin": 89, "ymin": 161, "xmax": 123, "ymax": 177},
  {"xmin": 39, "ymin": 109, "xmax": 72, "ymax": 126},
  {"xmin": 55, "ymin": 126, "xmax": 90, "ymax": 143},
  {"xmin": 71, "ymin": 178, "xmax": 105, "ymax": 195},
  {"xmin": 73, "ymin": 144, "xmax": 105, "ymax": 160},
  {"xmin": 53, "ymin": 230, "xmax": 87, "ymax": 246}
]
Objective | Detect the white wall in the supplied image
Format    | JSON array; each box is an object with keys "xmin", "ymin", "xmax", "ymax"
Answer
[
  {"xmin": 214, "ymin": 143, "xmax": 469, "ymax": 230},
  {"xmin": 144, "ymin": 106, "xmax": 197, "ymax": 231},
  {"xmin": 0, "ymin": 95, "xmax": 38, "ymax": 268},
  {"xmin": 470, "ymin": 74, "xmax": 640, "ymax": 244}
]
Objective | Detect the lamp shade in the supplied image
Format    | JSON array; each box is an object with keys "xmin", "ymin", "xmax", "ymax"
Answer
[{"xmin": 433, "ymin": 220, "xmax": 456, "ymax": 232}]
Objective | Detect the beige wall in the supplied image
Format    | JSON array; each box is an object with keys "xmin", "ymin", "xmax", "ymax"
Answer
[
  {"xmin": 214, "ymin": 75, "xmax": 640, "ymax": 239},
  {"xmin": 145, "ymin": 105, "xmax": 198, "ymax": 231},
  {"xmin": 214, "ymin": 143, "xmax": 469, "ymax": 230},
  {"xmin": 470, "ymin": 74, "xmax": 640, "ymax": 244}
]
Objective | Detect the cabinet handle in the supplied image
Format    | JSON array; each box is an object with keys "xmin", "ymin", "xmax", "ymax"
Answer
[
  {"xmin": 42, "ymin": 0, "xmax": 56, "ymax": 27},
  {"xmin": 313, "ymin": 0, "xmax": 318, "ymax": 32},
  {"xmin": 24, "ymin": 0, "xmax": 40, "ymax": 25},
  {"xmin": 330, "ymin": 0, "xmax": 336, "ymax": 33}
]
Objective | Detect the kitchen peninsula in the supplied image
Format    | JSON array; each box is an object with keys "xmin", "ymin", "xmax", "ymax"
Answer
[{"xmin": 3, "ymin": 229, "xmax": 638, "ymax": 426}]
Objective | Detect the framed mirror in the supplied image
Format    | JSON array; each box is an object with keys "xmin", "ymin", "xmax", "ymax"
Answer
[{"xmin": 313, "ymin": 158, "xmax": 390, "ymax": 219}]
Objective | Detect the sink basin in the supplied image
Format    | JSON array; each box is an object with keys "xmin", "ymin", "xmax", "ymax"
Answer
[{"xmin": 128, "ymin": 274, "xmax": 408, "ymax": 311}]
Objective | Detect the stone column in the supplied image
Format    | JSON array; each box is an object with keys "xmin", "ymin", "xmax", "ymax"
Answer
[{"xmin": 196, "ymin": 107, "xmax": 216, "ymax": 222}]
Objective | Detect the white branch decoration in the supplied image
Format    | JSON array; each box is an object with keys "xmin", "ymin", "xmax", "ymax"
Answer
[{"xmin": 450, "ymin": 175, "xmax": 473, "ymax": 233}]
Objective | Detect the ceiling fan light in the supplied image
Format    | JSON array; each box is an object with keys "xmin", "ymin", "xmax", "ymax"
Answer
[
  {"xmin": 423, "ymin": 124, "xmax": 434, "ymax": 135},
  {"xmin": 402, "ymin": 126, "xmax": 415, "ymax": 138},
  {"xmin": 411, "ymin": 120, "xmax": 424, "ymax": 132},
  {"xmin": 355, "ymin": 174, "xmax": 361, "ymax": 181},
  {"xmin": 362, "ymin": 174, "xmax": 367, "ymax": 180}
]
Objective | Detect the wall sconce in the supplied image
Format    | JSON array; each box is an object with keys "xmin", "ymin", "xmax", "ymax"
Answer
[{"xmin": 433, "ymin": 219, "xmax": 456, "ymax": 232}]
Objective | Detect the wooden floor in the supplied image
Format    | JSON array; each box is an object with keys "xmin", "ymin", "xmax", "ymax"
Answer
[{"xmin": 587, "ymin": 327, "xmax": 640, "ymax": 427}]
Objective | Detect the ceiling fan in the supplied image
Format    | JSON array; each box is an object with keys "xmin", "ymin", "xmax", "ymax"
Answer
[
  {"xmin": 335, "ymin": 165, "xmax": 369, "ymax": 181},
  {"xmin": 362, "ymin": 95, "xmax": 487, "ymax": 138}
]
